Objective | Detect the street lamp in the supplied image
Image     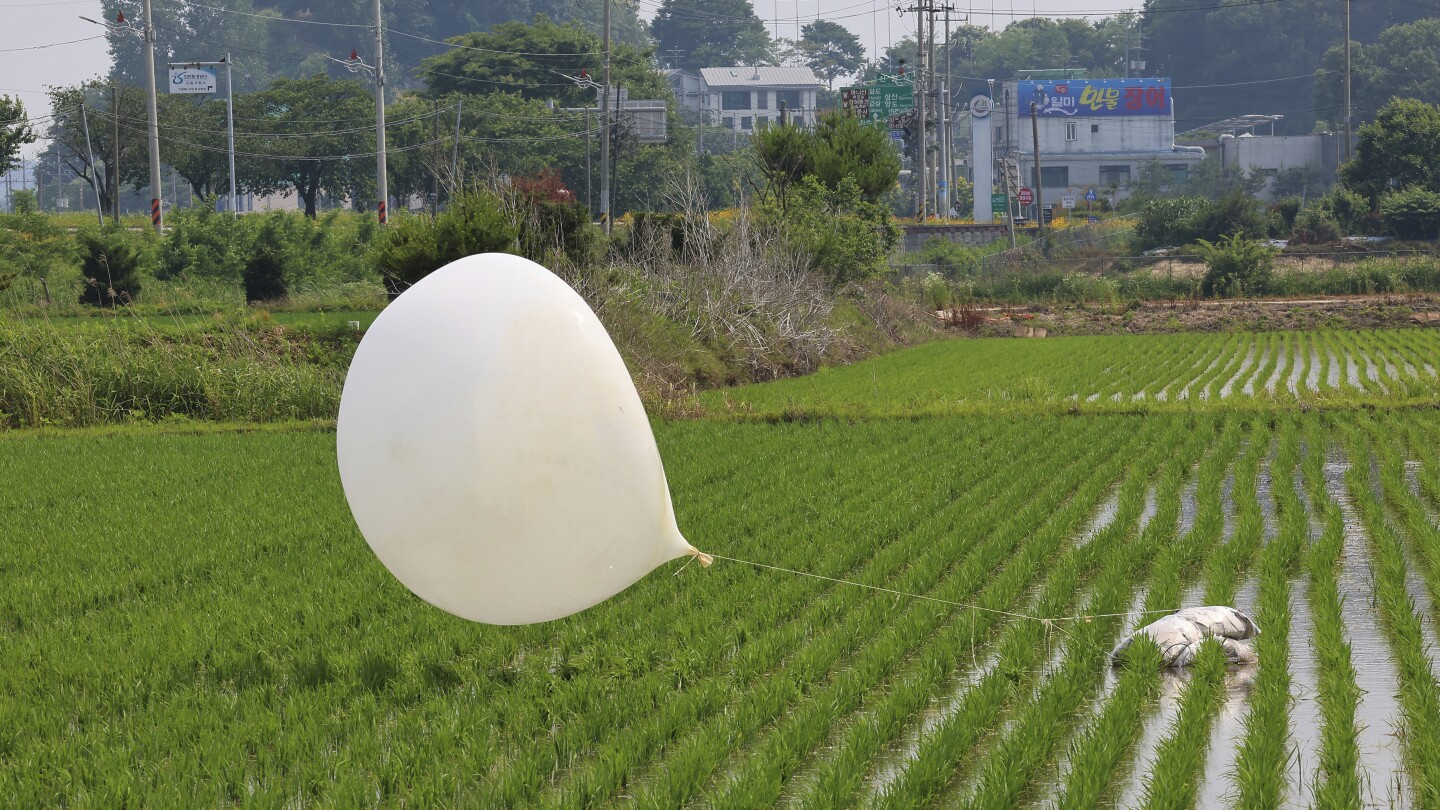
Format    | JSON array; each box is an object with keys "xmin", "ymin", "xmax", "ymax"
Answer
[
  {"xmin": 80, "ymin": 3, "xmax": 163, "ymax": 232},
  {"xmin": 325, "ymin": 45, "xmax": 387, "ymax": 224}
]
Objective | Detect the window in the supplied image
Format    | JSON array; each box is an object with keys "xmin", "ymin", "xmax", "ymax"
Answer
[
  {"xmin": 1032, "ymin": 166, "xmax": 1069, "ymax": 187},
  {"xmin": 756, "ymin": 91, "xmax": 769, "ymax": 109},
  {"xmin": 722, "ymin": 116, "xmax": 735, "ymax": 129},
  {"xmin": 1099, "ymin": 164, "xmax": 1131, "ymax": 186},
  {"xmin": 721, "ymin": 91, "xmax": 751, "ymax": 110},
  {"xmin": 1065, "ymin": 122, "xmax": 1078, "ymax": 141},
  {"xmin": 1165, "ymin": 163, "xmax": 1189, "ymax": 183},
  {"xmin": 775, "ymin": 89, "xmax": 802, "ymax": 110},
  {"xmin": 741, "ymin": 116, "xmax": 753, "ymax": 130},
  {"xmin": 1091, "ymin": 124, "xmax": 1099, "ymax": 133}
]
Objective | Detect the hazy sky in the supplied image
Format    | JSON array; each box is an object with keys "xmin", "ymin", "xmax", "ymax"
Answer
[{"xmin": 3, "ymin": 0, "xmax": 1139, "ymax": 158}]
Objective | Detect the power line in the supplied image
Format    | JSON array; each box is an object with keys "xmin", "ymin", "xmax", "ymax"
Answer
[
  {"xmin": 0, "ymin": 34, "xmax": 105, "ymax": 52},
  {"xmin": 177, "ymin": 1, "xmax": 370, "ymax": 28}
]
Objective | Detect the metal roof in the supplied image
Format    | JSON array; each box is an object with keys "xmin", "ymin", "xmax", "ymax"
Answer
[{"xmin": 698, "ymin": 67, "xmax": 823, "ymax": 88}]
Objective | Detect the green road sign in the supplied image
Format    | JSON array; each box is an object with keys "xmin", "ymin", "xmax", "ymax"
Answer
[
  {"xmin": 841, "ymin": 75, "xmax": 914, "ymax": 125},
  {"xmin": 991, "ymin": 192, "xmax": 1009, "ymax": 216}
]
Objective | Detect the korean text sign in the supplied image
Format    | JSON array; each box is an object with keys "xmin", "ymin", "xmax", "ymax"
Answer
[{"xmin": 1017, "ymin": 79, "xmax": 1171, "ymax": 117}]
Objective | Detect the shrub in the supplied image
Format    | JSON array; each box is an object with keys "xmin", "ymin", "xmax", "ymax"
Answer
[
  {"xmin": 922, "ymin": 271, "xmax": 952, "ymax": 310},
  {"xmin": 1192, "ymin": 191, "xmax": 1268, "ymax": 243},
  {"xmin": 1379, "ymin": 186, "xmax": 1440, "ymax": 240},
  {"xmin": 369, "ymin": 191, "xmax": 518, "ymax": 299},
  {"xmin": 1197, "ymin": 233, "xmax": 1277, "ymax": 298},
  {"xmin": 77, "ymin": 226, "xmax": 148, "ymax": 306},
  {"xmin": 504, "ymin": 170, "xmax": 602, "ymax": 268},
  {"xmin": 765, "ymin": 176, "xmax": 900, "ymax": 287},
  {"xmin": 244, "ymin": 219, "xmax": 290, "ymax": 303},
  {"xmin": 1269, "ymin": 196, "xmax": 1303, "ymax": 236},
  {"xmin": 1315, "ymin": 187, "xmax": 1375, "ymax": 235},
  {"xmin": 1290, "ymin": 206, "xmax": 1342, "ymax": 244},
  {"xmin": 1132, "ymin": 196, "xmax": 1207, "ymax": 251},
  {"xmin": 156, "ymin": 202, "xmax": 247, "ymax": 281},
  {"xmin": 911, "ymin": 236, "xmax": 980, "ymax": 278}
]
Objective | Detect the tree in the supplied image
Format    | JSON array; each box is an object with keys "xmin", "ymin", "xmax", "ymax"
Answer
[
  {"xmin": 158, "ymin": 95, "xmax": 234, "ymax": 200},
  {"xmin": 1318, "ymin": 19, "xmax": 1440, "ymax": 126},
  {"xmin": 1, "ymin": 95, "xmax": 35, "ymax": 174},
  {"xmin": 44, "ymin": 81, "xmax": 150, "ymax": 219},
  {"xmin": 651, "ymin": 0, "xmax": 774, "ymax": 71},
  {"xmin": 418, "ymin": 17, "xmax": 665, "ymax": 107},
  {"xmin": 1341, "ymin": 98, "xmax": 1440, "ymax": 204},
  {"xmin": 751, "ymin": 113, "xmax": 899, "ymax": 209},
  {"xmin": 807, "ymin": 113, "xmax": 900, "ymax": 203},
  {"xmin": 798, "ymin": 21, "xmax": 865, "ymax": 88},
  {"xmin": 235, "ymin": 75, "xmax": 375, "ymax": 217}
]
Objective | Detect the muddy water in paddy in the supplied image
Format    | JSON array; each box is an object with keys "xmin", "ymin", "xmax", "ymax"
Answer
[
  {"xmin": 1344, "ymin": 351, "xmax": 1369, "ymax": 392},
  {"xmin": 1323, "ymin": 455, "xmax": 1410, "ymax": 807},
  {"xmin": 1263, "ymin": 343, "xmax": 1289, "ymax": 395},
  {"xmin": 1307, "ymin": 346, "xmax": 1323, "ymax": 392},
  {"xmin": 1287, "ymin": 345, "xmax": 1305, "ymax": 397},
  {"xmin": 1218, "ymin": 346, "xmax": 1257, "ymax": 399},
  {"xmin": 1287, "ymin": 584, "xmax": 1324, "ymax": 809},
  {"xmin": 1113, "ymin": 669, "xmax": 1193, "ymax": 807},
  {"xmin": 1326, "ymin": 349, "xmax": 1343, "ymax": 390},
  {"xmin": 1194, "ymin": 575, "xmax": 1261, "ymax": 808},
  {"xmin": 1288, "ymin": 467, "xmax": 1325, "ymax": 809}
]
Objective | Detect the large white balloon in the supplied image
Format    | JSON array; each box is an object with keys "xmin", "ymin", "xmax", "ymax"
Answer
[{"xmin": 337, "ymin": 253, "xmax": 707, "ymax": 625}]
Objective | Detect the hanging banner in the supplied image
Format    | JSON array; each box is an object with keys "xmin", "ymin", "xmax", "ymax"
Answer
[
  {"xmin": 1017, "ymin": 79, "xmax": 1171, "ymax": 117},
  {"xmin": 168, "ymin": 66, "xmax": 218, "ymax": 94}
]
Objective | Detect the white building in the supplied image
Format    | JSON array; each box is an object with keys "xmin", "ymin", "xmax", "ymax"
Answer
[
  {"xmin": 1218, "ymin": 131, "xmax": 1341, "ymax": 200},
  {"xmin": 993, "ymin": 77, "xmax": 1206, "ymax": 205},
  {"xmin": 667, "ymin": 67, "xmax": 824, "ymax": 132}
]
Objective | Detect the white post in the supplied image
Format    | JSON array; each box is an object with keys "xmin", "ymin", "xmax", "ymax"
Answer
[{"xmin": 970, "ymin": 94, "xmax": 993, "ymax": 223}]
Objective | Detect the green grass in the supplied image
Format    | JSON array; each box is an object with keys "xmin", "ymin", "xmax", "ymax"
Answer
[
  {"xmin": 4, "ymin": 329, "xmax": 1440, "ymax": 805},
  {"xmin": 700, "ymin": 329, "xmax": 1440, "ymax": 418}
]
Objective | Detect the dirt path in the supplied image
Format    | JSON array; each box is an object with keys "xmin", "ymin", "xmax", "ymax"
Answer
[{"xmin": 963, "ymin": 294, "xmax": 1440, "ymax": 337}]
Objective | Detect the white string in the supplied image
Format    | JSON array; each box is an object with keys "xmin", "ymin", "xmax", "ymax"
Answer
[{"xmin": 702, "ymin": 552, "xmax": 1185, "ymax": 626}]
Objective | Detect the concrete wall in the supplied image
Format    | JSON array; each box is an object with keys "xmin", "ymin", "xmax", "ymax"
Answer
[{"xmin": 900, "ymin": 223, "xmax": 1028, "ymax": 252}]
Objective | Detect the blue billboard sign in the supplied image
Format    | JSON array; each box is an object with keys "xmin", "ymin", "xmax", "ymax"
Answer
[{"xmin": 1017, "ymin": 79, "xmax": 1171, "ymax": 117}]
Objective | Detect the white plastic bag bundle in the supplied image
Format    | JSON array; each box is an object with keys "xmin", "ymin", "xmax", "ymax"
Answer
[{"xmin": 1110, "ymin": 605, "xmax": 1259, "ymax": 668}]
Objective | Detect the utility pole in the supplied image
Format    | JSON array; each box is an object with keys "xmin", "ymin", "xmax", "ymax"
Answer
[
  {"xmin": 80, "ymin": 104, "xmax": 103, "ymax": 226},
  {"xmin": 600, "ymin": 0, "xmax": 613, "ymax": 232},
  {"xmin": 225, "ymin": 55, "xmax": 235, "ymax": 217},
  {"xmin": 927, "ymin": 6, "xmax": 937, "ymax": 217},
  {"xmin": 1031, "ymin": 100, "xmax": 1044, "ymax": 238},
  {"xmin": 112, "ymin": 83, "xmax": 120, "ymax": 224},
  {"xmin": 374, "ymin": 0, "xmax": 388, "ymax": 224},
  {"xmin": 451, "ymin": 100, "xmax": 462, "ymax": 191},
  {"xmin": 1343, "ymin": 0, "xmax": 1352, "ymax": 159},
  {"xmin": 912, "ymin": 0, "xmax": 927, "ymax": 219},
  {"xmin": 431, "ymin": 100, "xmax": 440, "ymax": 215},
  {"xmin": 943, "ymin": 7, "xmax": 951, "ymax": 217},
  {"xmin": 141, "ymin": 0, "xmax": 162, "ymax": 231}
]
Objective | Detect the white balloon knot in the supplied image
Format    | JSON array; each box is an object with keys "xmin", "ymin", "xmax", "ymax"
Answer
[{"xmin": 688, "ymin": 547, "xmax": 714, "ymax": 568}]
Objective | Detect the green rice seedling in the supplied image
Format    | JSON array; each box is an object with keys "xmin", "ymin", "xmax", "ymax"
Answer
[
  {"xmin": 957, "ymin": 428, "xmax": 1201, "ymax": 808},
  {"xmin": 1299, "ymin": 420, "xmax": 1365, "ymax": 808},
  {"xmin": 1341, "ymin": 423, "xmax": 1440, "ymax": 805},
  {"xmin": 869, "ymin": 420, "xmax": 1193, "ymax": 809},
  {"xmin": 1139, "ymin": 641, "xmax": 1230, "ymax": 809},
  {"xmin": 1233, "ymin": 420, "xmax": 1305, "ymax": 806},
  {"xmin": 620, "ymin": 418, "xmax": 1153, "ymax": 809}
]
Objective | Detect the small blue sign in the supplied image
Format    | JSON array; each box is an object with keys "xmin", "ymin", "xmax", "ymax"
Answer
[
  {"xmin": 889, "ymin": 130, "xmax": 904, "ymax": 139},
  {"xmin": 1084, "ymin": 188, "xmax": 1098, "ymax": 201},
  {"xmin": 1087, "ymin": 215, "xmax": 1099, "ymax": 223}
]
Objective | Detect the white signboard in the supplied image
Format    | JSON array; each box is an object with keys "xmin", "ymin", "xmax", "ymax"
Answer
[
  {"xmin": 168, "ymin": 67, "xmax": 218, "ymax": 94},
  {"xmin": 1061, "ymin": 194, "xmax": 1077, "ymax": 209}
]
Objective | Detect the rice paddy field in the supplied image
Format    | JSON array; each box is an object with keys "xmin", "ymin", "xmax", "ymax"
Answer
[{"xmin": 3, "ymin": 328, "xmax": 1440, "ymax": 808}]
